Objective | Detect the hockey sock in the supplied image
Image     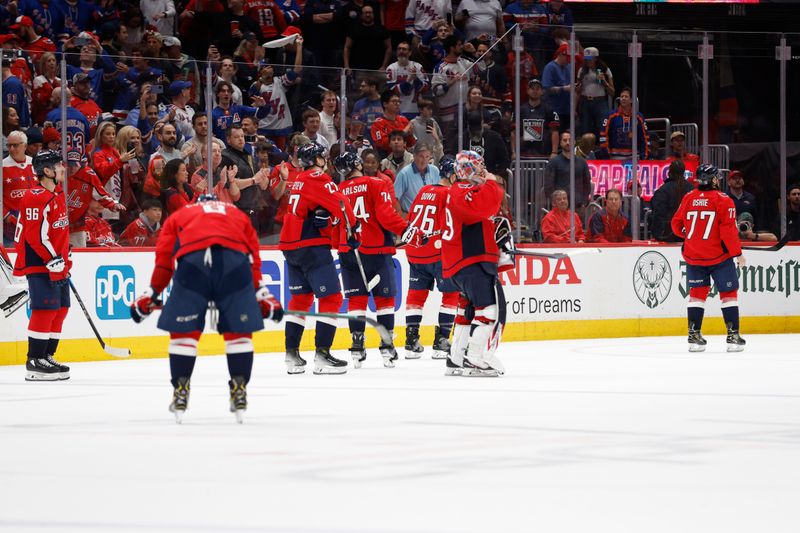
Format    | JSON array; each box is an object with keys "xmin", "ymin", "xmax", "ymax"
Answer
[
  {"xmin": 168, "ymin": 333, "xmax": 200, "ymax": 387},
  {"xmin": 224, "ymin": 334, "xmax": 254, "ymax": 383},
  {"xmin": 405, "ymin": 289, "xmax": 428, "ymax": 328},
  {"xmin": 687, "ymin": 286, "xmax": 710, "ymax": 331},
  {"xmin": 286, "ymin": 292, "xmax": 314, "ymax": 350},
  {"xmin": 28, "ymin": 309, "xmax": 57, "ymax": 360},
  {"xmin": 438, "ymin": 292, "xmax": 459, "ymax": 338},
  {"xmin": 720, "ymin": 290, "xmax": 740, "ymax": 330},
  {"xmin": 347, "ymin": 295, "xmax": 368, "ymax": 335},
  {"xmin": 47, "ymin": 306, "xmax": 69, "ymax": 356},
  {"xmin": 317, "ymin": 293, "xmax": 344, "ymax": 349},
  {"xmin": 374, "ymin": 296, "xmax": 395, "ymax": 334}
]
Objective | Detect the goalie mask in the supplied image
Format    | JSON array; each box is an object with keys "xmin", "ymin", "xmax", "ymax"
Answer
[{"xmin": 455, "ymin": 150, "xmax": 485, "ymax": 184}]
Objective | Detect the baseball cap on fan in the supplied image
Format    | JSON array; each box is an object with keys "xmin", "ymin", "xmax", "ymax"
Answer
[
  {"xmin": 10, "ymin": 16, "xmax": 34, "ymax": 30},
  {"xmin": 583, "ymin": 47, "xmax": 599, "ymax": 60},
  {"xmin": 162, "ymin": 36, "xmax": 181, "ymax": 48}
]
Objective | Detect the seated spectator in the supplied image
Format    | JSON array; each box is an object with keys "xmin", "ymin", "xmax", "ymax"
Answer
[
  {"xmin": 300, "ymin": 108, "xmax": 331, "ymax": 154},
  {"xmin": 576, "ymin": 47, "xmax": 614, "ymax": 139},
  {"xmin": 727, "ymin": 170, "xmax": 777, "ymax": 242},
  {"xmin": 160, "ymin": 158, "xmax": 194, "ymax": 216},
  {"xmin": 32, "ymin": 52, "xmax": 61, "ymax": 126},
  {"xmin": 221, "ymin": 124, "xmax": 271, "ymax": 231},
  {"xmin": 517, "ymin": 78, "xmax": 560, "ymax": 159},
  {"xmin": 190, "ymin": 138, "xmax": 241, "ymax": 204},
  {"xmin": 85, "ymin": 198, "xmax": 121, "ymax": 247},
  {"xmin": 544, "ymin": 132, "xmax": 592, "ymax": 213},
  {"xmin": 649, "ymin": 159, "xmax": 693, "ymax": 242},
  {"xmin": 587, "ymin": 188, "xmax": 632, "ymax": 243},
  {"xmin": 351, "ymin": 76, "xmax": 384, "ymax": 134},
  {"xmin": 381, "ymin": 130, "xmax": 413, "ymax": 176},
  {"xmin": 668, "ymin": 130, "xmax": 700, "ymax": 167},
  {"xmin": 599, "ymin": 86, "xmax": 649, "ymax": 160},
  {"xmin": 386, "ymin": 41, "xmax": 428, "ymax": 119},
  {"xmin": 371, "ymin": 90, "xmax": 416, "ymax": 156},
  {"xmin": 318, "ymin": 89, "xmax": 338, "ymax": 147},
  {"xmin": 211, "ymin": 80, "xmax": 270, "ymax": 140},
  {"xmin": 394, "ymin": 143, "xmax": 439, "ymax": 215},
  {"xmin": 409, "ymin": 99, "xmax": 444, "ymax": 164},
  {"xmin": 575, "ymin": 133, "xmax": 597, "ymax": 159},
  {"xmin": 787, "ymin": 184, "xmax": 800, "ymax": 241},
  {"xmin": 454, "ymin": 0, "xmax": 504, "ymax": 41},
  {"xmin": 344, "ymin": 5, "xmax": 392, "ymax": 73},
  {"xmin": 119, "ymin": 198, "xmax": 163, "ymax": 246},
  {"xmin": 541, "ymin": 189, "xmax": 585, "ymax": 243}
]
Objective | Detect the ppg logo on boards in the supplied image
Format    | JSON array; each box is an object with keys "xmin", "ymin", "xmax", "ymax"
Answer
[{"xmin": 96, "ymin": 266, "xmax": 135, "ymax": 320}]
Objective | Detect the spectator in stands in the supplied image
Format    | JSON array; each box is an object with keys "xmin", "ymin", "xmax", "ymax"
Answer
[
  {"xmin": 587, "ymin": 188, "xmax": 631, "ymax": 243},
  {"xmin": 394, "ymin": 142, "xmax": 439, "ymax": 215},
  {"xmin": 544, "ymin": 131, "xmax": 592, "ymax": 214},
  {"xmin": 11, "ymin": 15, "xmax": 56, "ymax": 63},
  {"xmin": 300, "ymin": 108, "xmax": 331, "ymax": 154},
  {"xmin": 160, "ymin": 158, "xmax": 194, "ymax": 215},
  {"xmin": 250, "ymin": 41, "xmax": 304, "ymax": 149},
  {"xmin": 215, "ymin": 57, "xmax": 244, "ymax": 105},
  {"xmin": 71, "ymin": 73, "xmax": 103, "ymax": 134},
  {"xmin": 302, "ymin": 0, "xmax": 344, "ymax": 80},
  {"xmin": 727, "ymin": 170, "xmax": 777, "ymax": 242},
  {"xmin": 541, "ymin": 189, "xmax": 585, "ymax": 243},
  {"xmin": 344, "ymin": 5, "xmax": 392, "ymax": 73},
  {"xmin": 2, "ymin": 131, "xmax": 35, "ymax": 244},
  {"xmin": 503, "ymin": 0, "xmax": 547, "ymax": 54},
  {"xmin": 43, "ymin": 127, "xmax": 61, "ymax": 150},
  {"xmin": 576, "ymin": 47, "xmax": 614, "ymax": 139},
  {"xmin": 668, "ymin": 131, "xmax": 699, "ymax": 167},
  {"xmin": 178, "ymin": 0, "xmax": 225, "ymax": 57},
  {"xmin": 575, "ymin": 133, "xmax": 597, "ymax": 159},
  {"xmin": 141, "ymin": 0, "xmax": 177, "ymax": 37},
  {"xmin": 233, "ymin": 33, "xmax": 265, "ymax": 90},
  {"xmin": 505, "ymin": 38, "xmax": 539, "ymax": 106},
  {"xmin": 339, "ymin": 0, "xmax": 380, "ymax": 30},
  {"xmin": 162, "ymin": 38, "xmax": 201, "ymax": 103},
  {"xmin": 475, "ymin": 43, "xmax": 506, "ymax": 101},
  {"xmin": 152, "ymin": 122, "xmax": 185, "ymax": 163},
  {"xmin": 351, "ymin": 76, "xmax": 384, "ymax": 133},
  {"xmin": 2, "ymin": 107, "xmax": 21, "ymax": 156},
  {"xmin": 85, "ymin": 198, "xmax": 121, "ymax": 247},
  {"xmin": 219, "ymin": 0, "xmax": 261, "ymax": 54},
  {"xmin": 115, "ymin": 125, "xmax": 147, "ymax": 213},
  {"xmin": 64, "ymin": 35, "xmax": 115, "ymax": 108},
  {"xmin": 2, "ymin": 55, "xmax": 30, "ymax": 129},
  {"xmin": 94, "ymin": 121, "xmax": 138, "ymax": 231},
  {"xmin": 431, "ymin": 34, "xmax": 477, "ymax": 155},
  {"xmin": 344, "ymin": 117, "xmax": 374, "ymax": 155},
  {"xmin": 32, "ymin": 52, "xmax": 61, "ymax": 126},
  {"xmin": 191, "ymin": 138, "xmax": 241, "ymax": 203},
  {"xmin": 381, "ymin": 130, "xmax": 413, "ymax": 177},
  {"xmin": 166, "ymin": 80, "xmax": 195, "ymax": 141},
  {"xmin": 184, "ymin": 114, "xmax": 215, "ymax": 171},
  {"xmin": 211, "ymin": 80, "xmax": 269, "ymax": 140},
  {"xmin": 122, "ymin": 8, "xmax": 146, "ymax": 53},
  {"xmin": 120, "ymin": 198, "xmax": 162, "ymax": 246},
  {"xmin": 386, "ymin": 41, "xmax": 428, "ymax": 119},
  {"xmin": 542, "ymin": 0, "xmax": 573, "ymax": 39},
  {"xmin": 409, "ymin": 99, "xmax": 444, "ymax": 164},
  {"xmin": 221, "ymin": 124, "xmax": 270, "ymax": 230},
  {"xmin": 542, "ymin": 42, "xmax": 573, "ymax": 132},
  {"xmin": 371, "ymin": 90, "xmax": 415, "ymax": 156},
  {"xmin": 318, "ymin": 89, "xmax": 339, "ymax": 147},
  {"xmin": 25, "ymin": 128, "xmax": 43, "ymax": 157},
  {"xmin": 123, "ymin": 81, "xmax": 167, "ymax": 132},
  {"xmin": 649, "ymin": 159, "xmax": 692, "ymax": 242},
  {"xmin": 404, "ymin": 0, "xmax": 452, "ymax": 47},
  {"xmin": 463, "ymin": 111, "xmax": 509, "ymax": 176},
  {"xmin": 787, "ymin": 184, "xmax": 800, "ymax": 242},
  {"xmin": 599, "ymin": 86, "xmax": 649, "ymax": 160},
  {"xmin": 455, "ymin": 0, "xmax": 504, "ymax": 41},
  {"xmin": 517, "ymin": 78, "xmax": 560, "ymax": 159}
]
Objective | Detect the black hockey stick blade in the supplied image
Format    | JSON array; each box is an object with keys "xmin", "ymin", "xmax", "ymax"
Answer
[
  {"xmin": 1, "ymin": 291, "xmax": 28, "ymax": 318},
  {"xmin": 68, "ymin": 279, "xmax": 131, "ymax": 358},
  {"xmin": 286, "ymin": 310, "xmax": 392, "ymax": 345},
  {"xmin": 508, "ymin": 247, "xmax": 603, "ymax": 260},
  {"xmin": 741, "ymin": 232, "xmax": 790, "ymax": 252}
]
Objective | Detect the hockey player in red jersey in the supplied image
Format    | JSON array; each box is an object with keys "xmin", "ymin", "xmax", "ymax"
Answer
[
  {"xmin": 279, "ymin": 142, "xmax": 359, "ymax": 375},
  {"xmin": 403, "ymin": 156, "xmax": 461, "ymax": 360},
  {"xmin": 441, "ymin": 150, "xmax": 506, "ymax": 377},
  {"xmin": 130, "ymin": 195, "xmax": 284, "ymax": 423},
  {"xmin": 333, "ymin": 151, "xmax": 418, "ymax": 368},
  {"xmin": 13, "ymin": 150, "xmax": 72, "ymax": 381},
  {"xmin": 671, "ymin": 164, "xmax": 746, "ymax": 352}
]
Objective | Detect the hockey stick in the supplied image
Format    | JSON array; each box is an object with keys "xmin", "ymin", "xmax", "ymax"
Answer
[
  {"xmin": 285, "ymin": 310, "xmax": 392, "ymax": 345},
  {"xmin": 340, "ymin": 200, "xmax": 380, "ymax": 292},
  {"xmin": 68, "ymin": 278, "xmax": 131, "ymax": 358},
  {"xmin": 507, "ymin": 247, "xmax": 603, "ymax": 260},
  {"xmin": 741, "ymin": 233, "xmax": 790, "ymax": 252}
]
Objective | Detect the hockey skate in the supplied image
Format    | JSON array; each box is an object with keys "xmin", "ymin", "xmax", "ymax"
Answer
[
  {"xmin": 404, "ymin": 325, "xmax": 423, "ymax": 359},
  {"xmin": 169, "ymin": 377, "xmax": 190, "ymax": 424},
  {"xmin": 379, "ymin": 339, "xmax": 399, "ymax": 368},
  {"xmin": 726, "ymin": 324, "xmax": 746, "ymax": 353},
  {"xmin": 25, "ymin": 357, "xmax": 68, "ymax": 381},
  {"xmin": 285, "ymin": 349, "xmax": 307, "ymax": 374},
  {"xmin": 350, "ymin": 332, "xmax": 367, "ymax": 369},
  {"xmin": 444, "ymin": 355, "xmax": 463, "ymax": 376},
  {"xmin": 229, "ymin": 376, "xmax": 247, "ymax": 424},
  {"xmin": 431, "ymin": 326, "xmax": 451, "ymax": 360},
  {"xmin": 313, "ymin": 348, "xmax": 347, "ymax": 375},
  {"xmin": 688, "ymin": 325, "xmax": 707, "ymax": 353}
]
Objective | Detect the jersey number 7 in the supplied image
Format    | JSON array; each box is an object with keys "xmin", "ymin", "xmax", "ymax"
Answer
[{"xmin": 686, "ymin": 210, "xmax": 716, "ymax": 240}]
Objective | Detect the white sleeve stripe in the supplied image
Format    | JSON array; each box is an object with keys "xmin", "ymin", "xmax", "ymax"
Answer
[{"xmin": 40, "ymin": 201, "xmax": 57, "ymax": 258}]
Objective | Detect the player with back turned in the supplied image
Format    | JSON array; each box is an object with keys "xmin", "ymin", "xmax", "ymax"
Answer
[
  {"xmin": 13, "ymin": 150, "xmax": 72, "ymax": 381},
  {"xmin": 671, "ymin": 164, "xmax": 747, "ymax": 352},
  {"xmin": 130, "ymin": 195, "xmax": 284, "ymax": 424},
  {"xmin": 441, "ymin": 150, "xmax": 507, "ymax": 377}
]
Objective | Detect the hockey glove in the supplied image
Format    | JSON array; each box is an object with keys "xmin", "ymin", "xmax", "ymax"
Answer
[
  {"xmin": 131, "ymin": 288, "xmax": 162, "ymax": 323},
  {"xmin": 46, "ymin": 256, "xmax": 65, "ymax": 273},
  {"xmin": 400, "ymin": 225, "xmax": 425, "ymax": 248},
  {"xmin": 256, "ymin": 284, "xmax": 284, "ymax": 323},
  {"xmin": 346, "ymin": 221, "xmax": 361, "ymax": 250},
  {"xmin": 312, "ymin": 208, "xmax": 332, "ymax": 229},
  {"xmin": 493, "ymin": 216, "xmax": 514, "ymax": 252}
]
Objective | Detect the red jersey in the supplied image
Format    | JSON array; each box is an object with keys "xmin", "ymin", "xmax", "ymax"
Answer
[
  {"xmin": 13, "ymin": 185, "xmax": 71, "ymax": 278},
  {"xmin": 269, "ymin": 161, "xmax": 303, "ymax": 223},
  {"xmin": 370, "ymin": 115, "xmax": 415, "ymax": 153},
  {"xmin": 92, "ymin": 145, "xmax": 124, "ymax": 185},
  {"xmin": 244, "ymin": 0, "xmax": 287, "ymax": 39},
  {"xmin": 24, "ymin": 36, "xmax": 56, "ymax": 63},
  {"xmin": 441, "ymin": 179, "xmax": 503, "ymax": 278},
  {"xmin": 406, "ymin": 183, "xmax": 449, "ymax": 264},
  {"xmin": 671, "ymin": 188, "xmax": 742, "ymax": 266},
  {"xmin": 337, "ymin": 175, "xmax": 407, "ymax": 255},
  {"xmin": 541, "ymin": 208, "xmax": 586, "ymax": 243},
  {"xmin": 162, "ymin": 185, "xmax": 193, "ymax": 215},
  {"xmin": 85, "ymin": 215, "xmax": 120, "ymax": 247},
  {"xmin": 71, "ymin": 96, "xmax": 102, "ymax": 136},
  {"xmin": 32, "ymin": 74, "xmax": 60, "ymax": 125},
  {"xmin": 151, "ymin": 200, "xmax": 262, "ymax": 293},
  {"xmin": 66, "ymin": 167, "xmax": 116, "ymax": 229},
  {"xmin": 278, "ymin": 168, "xmax": 356, "ymax": 251},
  {"xmin": 119, "ymin": 216, "xmax": 161, "ymax": 246},
  {"xmin": 2, "ymin": 155, "xmax": 36, "ymax": 219}
]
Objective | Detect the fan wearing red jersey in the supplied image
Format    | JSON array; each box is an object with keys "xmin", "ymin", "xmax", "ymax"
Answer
[
  {"xmin": 12, "ymin": 151, "xmax": 72, "ymax": 381},
  {"xmin": 278, "ymin": 142, "xmax": 359, "ymax": 375},
  {"xmin": 441, "ymin": 150, "xmax": 506, "ymax": 377},
  {"xmin": 130, "ymin": 195, "xmax": 283, "ymax": 424},
  {"xmin": 333, "ymin": 151, "xmax": 414, "ymax": 369},
  {"xmin": 671, "ymin": 164, "xmax": 746, "ymax": 353},
  {"xmin": 66, "ymin": 158, "xmax": 125, "ymax": 247},
  {"xmin": 403, "ymin": 156, "xmax": 461, "ymax": 361}
]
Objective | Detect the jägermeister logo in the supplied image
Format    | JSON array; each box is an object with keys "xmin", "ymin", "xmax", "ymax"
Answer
[{"xmin": 633, "ymin": 251, "xmax": 673, "ymax": 308}]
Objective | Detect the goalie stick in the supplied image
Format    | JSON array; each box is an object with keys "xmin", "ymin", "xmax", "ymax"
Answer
[
  {"xmin": 340, "ymin": 200, "xmax": 380, "ymax": 292},
  {"xmin": 285, "ymin": 310, "xmax": 392, "ymax": 345},
  {"xmin": 68, "ymin": 279, "xmax": 131, "ymax": 358},
  {"xmin": 741, "ymin": 232, "xmax": 790, "ymax": 252}
]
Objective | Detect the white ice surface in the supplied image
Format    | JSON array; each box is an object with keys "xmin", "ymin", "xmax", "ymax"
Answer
[{"xmin": 2, "ymin": 335, "xmax": 800, "ymax": 533}]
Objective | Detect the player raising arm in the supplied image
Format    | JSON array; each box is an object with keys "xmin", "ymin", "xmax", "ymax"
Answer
[
  {"xmin": 130, "ymin": 195, "xmax": 283, "ymax": 424},
  {"xmin": 671, "ymin": 164, "xmax": 746, "ymax": 353}
]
